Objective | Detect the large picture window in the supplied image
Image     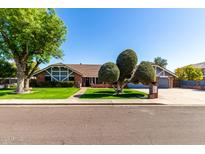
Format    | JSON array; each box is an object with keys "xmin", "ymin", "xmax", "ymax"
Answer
[{"xmin": 45, "ymin": 66, "xmax": 74, "ymax": 81}]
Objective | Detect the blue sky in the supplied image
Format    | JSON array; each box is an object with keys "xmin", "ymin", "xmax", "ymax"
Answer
[{"xmin": 45, "ymin": 9, "xmax": 205, "ymax": 71}]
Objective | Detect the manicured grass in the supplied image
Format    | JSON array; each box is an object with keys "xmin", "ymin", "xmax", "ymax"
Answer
[
  {"xmin": 80, "ymin": 88, "xmax": 148, "ymax": 99},
  {"xmin": 0, "ymin": 88, "xmax": 79, "ymax": 99}
]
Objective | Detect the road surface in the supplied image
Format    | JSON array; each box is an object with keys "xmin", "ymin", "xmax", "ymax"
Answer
[{"xmin": 0, "ymin": 105, "xmax": 205, "ymax": 144}]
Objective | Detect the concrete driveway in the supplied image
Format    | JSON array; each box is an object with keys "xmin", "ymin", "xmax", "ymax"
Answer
[{"xmin": 139, "ymin": 88, "xmax": 205, "ymax": 105}]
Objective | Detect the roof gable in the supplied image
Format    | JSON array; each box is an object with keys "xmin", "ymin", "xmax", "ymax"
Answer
[
  {"xmin": 152, "ymin": 64, "xmax": 177, "ymax": 77},
  {"xmin": 33, "ymin": 63, "xmax": 101, "ymax": 77}
]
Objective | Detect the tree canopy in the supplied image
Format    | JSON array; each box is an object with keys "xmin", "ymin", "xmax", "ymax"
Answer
[
  {"xmin": 0, "ymin": 59, "xmax": 16, "ymax": 79},
  {"xmin": 116, "ymin": 49, "xmax": 138, "ymax": 82},
  {"xmin": 132, "ymin": 61, "xmax": 156, "ymax": 85},
  {"xmin": 98, "ymin": 62, "xmax": 120, "ymax": 84},
  {"xmin": 175, "ymin": 65, "xmax": 203, "ymax": 80},
  {"xmin": 0, "ymin": 9, "xmax": 67, "ymax": 93},
  {"xmin": 154, "ymin": 57, "xmax": 168, "ymax": 68}
]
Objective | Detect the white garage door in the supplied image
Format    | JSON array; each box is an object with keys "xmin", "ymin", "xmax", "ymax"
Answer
[{"xmin": 158, "ymin": 77, "xmax": 169, "ymax": 88}]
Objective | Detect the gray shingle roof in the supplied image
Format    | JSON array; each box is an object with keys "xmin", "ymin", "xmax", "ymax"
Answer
[{"xmin": 65, "ymin": 64, "xmax": 101, "ymax": 77}]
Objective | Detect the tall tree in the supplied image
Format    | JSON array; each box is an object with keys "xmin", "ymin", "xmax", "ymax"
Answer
[
  {"xmin": 154, "ymin": 57, "xmax": 168, "ymax": 68},
  {"xmin": 0, "ymin": 9, "xmax": 67, "ymax": 93}
]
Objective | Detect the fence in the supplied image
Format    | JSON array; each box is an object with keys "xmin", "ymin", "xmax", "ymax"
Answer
[{"xmin": 180, "ymin": 80, "xmax": 205, "ymax": 89}]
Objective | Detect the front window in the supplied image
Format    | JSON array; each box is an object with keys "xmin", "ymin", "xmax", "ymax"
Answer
[
  {"xmin": 69, "ymin": 76, "xmax": 74, "ymax": 81},
  {"xmin": 45, "ymin": 66, "xmax": 74, "ymax": 81}
]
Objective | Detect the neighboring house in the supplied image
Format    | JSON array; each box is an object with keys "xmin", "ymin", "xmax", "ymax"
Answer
[
  {"xmin": 152, "ymin": 64, "xmax": 177, "ymax": 88},
  {"xmin": 34, "ymin": 63, "xmax": 177, "ymax": 88},
  {"xmin": 192, "ymin": 62, "xmax": 205, "ymax": 79},
  {"xmin": 33, "ymin": 63, "xmax": 101, "ymax": 87},
  {"xmin": 128, "ymin": 65, "xmax": 177, "ymax": 88}
]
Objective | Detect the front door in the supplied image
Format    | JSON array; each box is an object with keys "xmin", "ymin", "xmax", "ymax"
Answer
[{"xmin": 85, "ymin": 78, "xmax": 90, "ymax": 87}]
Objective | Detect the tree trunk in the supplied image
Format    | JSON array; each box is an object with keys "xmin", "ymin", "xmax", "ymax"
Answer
[
  {"xmin": 16, "ymin": 73, "xmax": 25, "ymax": 93},
  {"xmin": 116, "ymin": 82, "xmax": 122, "ymax": 95},
  {"xmin": 15, "ymin": 59, "xmax": 26, "ymax": 93},
  {"xmin": 24, "ymin": 78, "xmax": 30, "ymax": 91}
]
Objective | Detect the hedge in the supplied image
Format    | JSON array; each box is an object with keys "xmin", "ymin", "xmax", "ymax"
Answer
[{"xmin": 30, "ymin": 80, "xmax": 74, "ymax": 87}]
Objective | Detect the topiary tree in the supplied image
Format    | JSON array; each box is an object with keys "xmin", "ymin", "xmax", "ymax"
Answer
[
  {"xmin": 116, "ymin": 49, "xmax": 138, "ymax": 94},
  {"xmin": 98, "ymin": 62, "xmax": 120, "ymax": 84},
  {"xmin": 132, "ymin": 61, "xmax": 156, "ymax": 85}
]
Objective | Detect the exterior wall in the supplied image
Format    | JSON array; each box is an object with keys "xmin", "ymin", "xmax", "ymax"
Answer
[
  {"xmin": 173, "ymin": 77, "xmax": 179, "ymax": 87},
  {"xmin": 35, "ymin": 71, "xmax": 82, "ymax": 87},
  {"xmin": 36, "ymin": 71, "xmax": 45, "ymax": 82},
  {"xmin": 74, "ymin": 73, "xmax": 82, "ymax": 87}
]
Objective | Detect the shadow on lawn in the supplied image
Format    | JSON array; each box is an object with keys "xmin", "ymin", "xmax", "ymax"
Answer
[
  {"xmin": 80, "ymin": 92, "xmax": 147, "ymax": 99},
  {"xmin": 0, "ymin": 89, "xmax": 15, "ymax": 96},
  {"xmin": 94, "ymin": 91, "xmax": 115, "ymax": 94}
]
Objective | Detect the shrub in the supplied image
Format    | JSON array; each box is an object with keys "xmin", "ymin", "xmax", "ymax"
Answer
[
  {"xmin": 175, "ymin": 65, "xmax": 203, "ymax": 80},
  {"xmin": 98, "ymin": 62, "xmax": 120, "ymax": 83},
  {"xmin": 132, "ymin": 61, "xmax": 156, "ymax": 85},
  {"xmin": 30, "ymin": 80, "xmax": 74, "ymax": 87}
]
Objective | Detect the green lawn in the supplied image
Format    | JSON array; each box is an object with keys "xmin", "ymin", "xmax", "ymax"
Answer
[
  {"xmin": 0, "ymin": 88, "xmax": 79, "ymax": 99},
  {"xmin": 80, "ymin": 88, "xmax": 148, "ymax": 99}
]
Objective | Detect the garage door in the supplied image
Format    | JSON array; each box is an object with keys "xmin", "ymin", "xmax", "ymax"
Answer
[{"xmin": 158, "ymin": 77, "xmax": 169, "ymax": 88}]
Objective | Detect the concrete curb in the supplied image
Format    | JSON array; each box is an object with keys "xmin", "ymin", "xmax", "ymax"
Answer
[
  {"xmin": 0, "ymin": 102, "xmax": 165, "ymax": 106},
  {"xmin": 1, "ymin": 103, "xmax": 205, "ymax": 106}
]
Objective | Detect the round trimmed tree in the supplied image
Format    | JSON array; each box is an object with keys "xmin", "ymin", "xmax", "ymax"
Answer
[
  {"xmin": 115, "ymin": 49, "xmax": 138, "ymax": 94},
  {"xmin": 116, "ymin": 49, "xmax": 138, "ymax": 82},
  {"xmin": 98, "ymin": 62, "xmax": 120, "ymax": 83},
  {"xmin": 132, "ymin": 61, "xmax": 156, "ymax": 85}
]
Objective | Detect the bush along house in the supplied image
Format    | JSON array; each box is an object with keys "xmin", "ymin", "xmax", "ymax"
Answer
[
  {"xmin": 33, "ymin": 63, "xmax": 104, "ymax": 87},
  {"xmin": 34, "ymin": 63, "xmax": 177, "ymax": 88}
]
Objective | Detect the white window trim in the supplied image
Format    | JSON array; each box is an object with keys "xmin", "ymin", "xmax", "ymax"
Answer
[{"xmin": 45, "ymin": 66, "xmax": 74, "ymax": 81}]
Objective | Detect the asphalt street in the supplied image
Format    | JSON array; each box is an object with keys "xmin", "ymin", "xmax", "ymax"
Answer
[{"xmin": 0, "ymin": 105, "xmax": 204, "ymax": 144}]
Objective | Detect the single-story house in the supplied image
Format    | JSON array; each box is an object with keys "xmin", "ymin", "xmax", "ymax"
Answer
[
  {"xmin": 152, "ymin": 64, "xmax": 178, "ymax": 88},
  {"xmin": 192, "ymin": 62, "xmax": 205, "ymax": 79},
  {"xmin": 34, "ymin": 63, "xmax": 177, "ymax": 88},
  {"xmin": 33, "ymin": 63, "xmax": 101, "ymax": 87}
]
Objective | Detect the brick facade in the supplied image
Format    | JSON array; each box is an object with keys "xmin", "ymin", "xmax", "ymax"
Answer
[
  {"xmin": 74, "ymin": 73, "xmax": 83, "ymax": 87},
  {"xmin": 36, "ymin": 71, "xmax": 45, "ymax": 82}
]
